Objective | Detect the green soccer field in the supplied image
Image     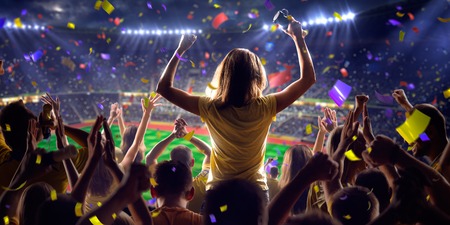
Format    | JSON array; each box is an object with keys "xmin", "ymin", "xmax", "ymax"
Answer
[{"xmin": 37, "ymin": 125, "xmax": 291, "ymax": 200}]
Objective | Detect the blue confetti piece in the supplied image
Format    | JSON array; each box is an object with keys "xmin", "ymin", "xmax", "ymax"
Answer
[
  {"xmin": 97, "ymin": 103, "xmax": 104, "ymax": 110},
  {"xmin": 31, "ymin": 50, "xmax": 43, "ymax": 62},
  {"xmin": 419, "ymin": 133, "xmax": 430, "ymax": 141},
  {"xmin": 209, "ymin": 214, "xmax": 216, "ymax": 223},
  {"xmin": 21, "ymin": 9, "xmax": 27, "ymax": 16},
  {"xmin": 0, "ymin": 18, "xmax": 6, "ymax": 29}
]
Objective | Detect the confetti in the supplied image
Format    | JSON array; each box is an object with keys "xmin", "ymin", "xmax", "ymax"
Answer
[
  {"xmin": 31, "ymin": 50, "xmax": 44, "ymax": 62},
  {"xmin": 94, "ymin": 0, "xmax": 102, "ymax": 10},
  {"xmin": 100, "ymin": 53, "xmax": 110, "ymax": 60},
  {"xmin": 75, "ymin": 202, "xmax": 83, "ymax": 217},
  {"xmin": 89, "ymin": 48, "xmax": 93, "ymax": 55},
  {"xmin": 3, "ymin": 216, "xmax": 9, "ymax": 225},
  {"xmin": 437, "ymin": 17, "xmax": 450, "ymax": 23},
  {"xmin": 67, "ymin": 22, "xmax": 75, "ymax": 29},
  {"xmin": 407, "ymin": 13, "xmax": 415, "ymax": 20},
  {"xmin": 183, "ymin": 130, "xmax": 195, "ymax": 141},
  {"xmin": 343, "ymin": 215, "xmax": 352, "ymax": 220},
  {"xmin": 147, "ymin": 2, "xmax": 153, "ymax": 9},
  {"xmin": 89, "ymin": 216, "xmax": 104, "ymax": 225},
  {"xmin": 374, "ymin": 91, "xmax": 394, "ymax": 104},
  {"xmin": 5, "ymin": 124, "xmax": 11, "ymax": 131},
  {"xmin": 212, "ymin": 12, "xmax": 229, "ymax": 29},
  {"xmin": 352, "ymin": 136, "xmax": 357, "ymax": 141},
  {"xmin": 51, "ymin": 190, "xmax": 57, "ymax": 201},
  {"xmin": 340, "ymin": 68, "xmax": 348, "ymax": 77},
  {"xmin": 339, "ymin": 194, "xmax": 348, "ymax": 200},
  {"xmin": 150, "ymin": 91, "xmax": 157, "ymax": 97},
  {"xmin": 313, "ymin": 185, "xmax": 320, "ymax": 193},
  {"xmin": 112, "ymin": 213, "xmax": 117, "ymax": 219},
  {"xmin": 388, "ymin": 19, "xmax": 401, "ymax": 26},
  {"xmin": 333, "ymin": 12, "xmax": 343, "ymax": 21},
  {"xmin": 399, "ymin": 30, "xmax": 405, "ymax": 42},
  {"xmin": 102, "ymin": 0, "xmax": 115, "ymax": 15},
  {"xmin": 14, "ymin": 17, "xmax": 23, "ymax": 28},
  {"xmin": 190, "ymin": 60, "xmax": 195, "ymax": 68},
  {"xmin": 209, "ymin": 214, "xmax": 217, "ymax": 223},
  {"xmin": 443, "ymin": 88, "xmax": 450, "ymax": 98},
  {"xmin": 396, "ymin": 12, "xmax": 405, "ymax": 17},
  {"xmin": 0, "ymin": 17, "xmax": 6, "ymax": 29},
  {"xmin": 345, "ymin": 150, "xmax": 362, "ymax": 161},
  {"xmin": 36, "ymin": 154, "xmax": 42, "ymax": 164},
  {"xmin": 367, "ymin": 147, "xmax": 372, "ymax": 153},
  {"xmin": 161, "ymin": 4, "xmax": 167, "ymax": 11},
  {"xmin": 242, "ymin": 24, "xmax": 252, "ymax": 33},
  {"xmin": 150, "ymin": 178, "xmax": 158, "ymax": 186},
  {"xmin": 412, "ymin": 27, "xmax": 419, "ymax": 33},
  {"xmin": 143, "ymin": 97, "xmax": 149, "ymax": 108},
  {"xmin": 213, "ymin": 4, "xmax": 221, "ymax": 8},
  {"xmin": 141, "ymin": 78, "xmax": 149, "ymax": 83},
  {"xmin": 305, "ymin": 124, "xmax": 312, "ymax": 135},
  {"xmin": 419, "ymin": 133, "xmax": 430, "ymax": 141},
  {"xmin": 328, "ymin": 80, "xmax": 352, "ymax": 107},
  {"xmin": 172, "ymin": 167, "xmax": 176, "ymax": 172},
  {"xmin": 220, "ymin": 205, "xmax": 228, "ymax": 212},
  {"xmin": 97, "ymin": 103, "xmax": 104, "ymax": 110},
  {"xmin": 151, "ymin": 210, "xmax": 161, "ymax": 217},
  {"xmin": 264, "ymin": 0, "xmax": 275, "ymax": 11},
  {"xmin": 176, "ymin": 53, "xmax": 188, "ymax": 62},
  {"xmin": 149, "ymin": 198, "xmax": 157, "ymax": 205},
  {"xmin": 1, "ymin": 181, "xmax": 26, "ymax": 191},
  {"xmin": 396, "ymin": 109, "xmax": 431, "ymax": 144}
]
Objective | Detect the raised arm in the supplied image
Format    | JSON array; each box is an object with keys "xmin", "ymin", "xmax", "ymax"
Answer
[
  {"xmin": 353, "ymin": 95, "xmax": 369, "ymax": 122},
  {"xmin": 177, "ymin": 118, "xmax": 212, "ymax": 166},
  {"xmin": 392, "ymin": 89, "xmax": 413, "ymax": 112},
  {"xmin": 145, "ymin": 121, "xmax": 178, "ymax": 167},
  {"xmin": 117, "ymin": 106, "xmax": 126, "ymax": 137},
  {"xmin": 120, "ymin": 94, "xmax": 161, "ymax": 169},
  {"xmin": 271, "ymin": 18, "xmax": 316, "ymax": 113},
  {"xmin": 107, "ymin": 103, "xmax": 121, "ymax": 127},
  {"xmin": 156, "ymin": 34, "xmax": 201, "ymax": 115},
  {"xmin": 312, "ymin": 107, "xmax": 337, "ymax": 154}
]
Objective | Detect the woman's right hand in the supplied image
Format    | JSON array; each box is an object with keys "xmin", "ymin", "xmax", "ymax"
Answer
[{"xmin": 284, "ymin": 18, "xmax": 306, "ymax": 39}]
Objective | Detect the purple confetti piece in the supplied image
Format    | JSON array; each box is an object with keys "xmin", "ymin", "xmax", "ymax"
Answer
[
  {"xmin": 97, "ymin": 103, "xmax": 104, "ymax": 110},
  {"xmin": 328, "ymin": 80, "xmax": 352, "ymax": 107},
  {"xmin": 149, "ymin": 198, "xmax": 157, "ymax": 205},
  {"xmin": 419, "ymin": 133, "xmax": 430, "ymax": 141},
  {"xmin": 374, "ymin": 91, "xmax": 394, "ymax": 105},
  {"xmin": 384, "ymin": 109, "xmax": 393, "ymax": 118},
  {"xmin": 326, "ymin": 118, "xmax": 333, "ymax": 125},
  {"xmin": 248, "ymin": 13, "xmax": 257, "ymax": 19},
  {"xmin": 340, "ymin": 195, "xmax": 348, "ymax": 200},
  {"xmin": 101, "ymin": 53, "xmax": 111, "ymax": 60},
  {"xmin": 112, "ymin": 67, "xmax": 116, "ymax": 72},
  {"xmin": 31, "ymin": 50, "xmax": 43, "ymax": 62},
  {"xmin": 366, "ymin": 51, "xmax": 373, "ymax": 60},
  {"xmin": 407, "ymin": 83, "xmax": 415, "ymax": 90},
  {"xmin": 66, "ymin": 50, "xmax": 71, "ymax": 55},
  {"xmin": 5, "ymin": 204, "xmax": 10, "ymax": 209},
  {"xmin": 76, "ymin": 74, "xmax": 82, "ymax": 80},
  {"xmin": 147, "ymin": 2, "xmax": 153, "ymax": 9},
  {"xmin": 209, "ymin": 214, "xmax": 217, "ymax": 223},
  {"xmin": 388, "ymin": 19, "xmax": 402, "ymax": 26},
  {"xmin": 396, "ymin": 6, "xmax": 403, "ymax": 10},
  {"xmin": 21, "ymin": 9, "xmax": 27, "ymax": 16},
  {"xmin": 201, "ymin": 69, "xmax": 207, "ymax": 76},
  {"xmin": 160, "ymin": 47, "xmax": 167, "ymax": 53},
  {"xmin": 161, "ymin": 3, "xmax": 167, "ymax": 12},
  {"xmin": 0, "ymin": 17, "xmax": 6, "ymax": 29},
  {"xmin": 24, "ymin": 54, "xmax": 31, "ymax": 61},
  {"xmin": 264, "ymin": 0, "xmax": 275, "ymax": 11},
  {"xmin": 176, "ymin": 53, "xmax": 188, "ymax": 62},
  {"xmin": 172, "ymin": 167, "xmax": 176, "ymax": 172},
  {"xmin": 269, "ymin": 160, "xmax": 278, "ymax": 167}
]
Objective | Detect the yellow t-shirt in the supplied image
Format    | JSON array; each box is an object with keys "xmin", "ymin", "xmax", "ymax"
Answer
[
  {"xmin": 187, "ymin": 164, "xmax": 210, "ymax": 213},
  {"xmin": 267, "ymin": 178, "xmax": 280, "ymax": 201},
  {"xmin": 198, "ymin": 95, "xmax": 277, "ymax": 190},
  {"xmin": 151, "ymin": 206, "xmax": 203, "ymax": 225}
]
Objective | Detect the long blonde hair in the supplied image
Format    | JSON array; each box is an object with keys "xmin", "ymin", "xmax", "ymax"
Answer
[
  {"xmin": 279, "ymin": 145, "xmax": 313, "ymax": 188},
  {"xmin": 211, "ymin": 48, "xmax": 267, "ymax": 108}
]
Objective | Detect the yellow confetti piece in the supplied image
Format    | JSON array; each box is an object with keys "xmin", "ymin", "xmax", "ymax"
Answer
[
  {"xmin": 150, "ymin": 178, "xmax": 158, "ymax": 186},
  {"xmin": 89, "ymin": 216, "xmax": 104, "ymax": 225},
  {"xmin": 31, "ymin": 81, "xmax": 38, "ymax": 87},
  {"xmin": 207, "ymin": 82, "xmax": 217, "ymax": 90},
  {"xmin": 345, "ymin": 150, "xmax": 362, "ymax": 161},
  {"xmin": 437, "ymin": 17, "xmax": 450, "ymax": 23},
  {"xmin": 272, "ymin": 116, "xmax": 276, "ymax": 122},
  {"xmin": 151, "ymin": 210, "xmax": 161, "ymax": 217},
  {"xmin": 313, "ymin": 185, "xmax": 320, "ymax": 193},
  {"xmin": 243, "ymin": 24, "xmax": 252, "ymax": 33},
  {"xmin": 367, "ymin": 147, "xmax": 372, "ymax": 153},
  {"xmin": 183, "ymin": 130, "xmax": 195, "ymax": 141},
  {"xmin": 3, "ymin": 216, "xmax": 9, "ymax": 225},
  {"xmin": 261, "ymin": 57, "xmax": 266, "ymax": 65},
  {"xmin": 106, "ymin": 38, "xmax": 111, "ymax": 44},
  {"xmin": 328, "ymin": 54, "xmax": 335, "ymax": 59},
  {"xmin": 286, "ymin": 15, "xmax": 293, "ymax": 21},
  {"xmin": 443, "ymin": 88, "xmax": 450, "ymax": 98},
  {"xmin": 97, "ymin": 202, "xmax": 102, "ymax": 207},
  {"xmin": 343, "ymin": 214, "xmax": 352, "ymax": 220},
  {"xmin": 67, "ymin": 22, "xmax": 75, "ymax": 29},
  {"xmin": 35, "ymin": 154, "xmax": 42, "ymax": 164},
  {"xmin": 75, "ymin": 202, "xmax": 83, "ymax": 217},
  {"xmin": 14, "ymin": 17, "xmax": 23, "ymax": 28},
  {"xmin": 190, "ymin": 60, "xmax": 196, "ymax": 68},
  {"xmin": 220, "ymin": 205, "xmax": 228, "ymax": 212},
  {"xmin": 399, "ymin": 30, "xmax": 405, "ymax": 42},
  {"xmin": 112, "ymin": 213, "xmax": 117, "ymax": 219},
  {"xmin": 407, "ymin": 146, "xmax": 413, "ymax": 151},
  {"xmin": 139, "ymin": 12, "xmax": 143, "ymax": 17},
  {"xmin": 94, "ymin": 0, "xmax": 102, "ymax": 10},
  {"xmin": 51, "ymin": 190, "xmax": 57, "ymax": 201},
  {"xmin": 426, "ymin": 195, "xmax": 430, "ymax": 201},
  {"xmin": 141, "ymin": 78, "xmax": 149, "ymax": 83},
  {"xmin": 270, "ymin": 24, "xmax": 278, "ymax": 32},
  {"xmin": 333, "ymin": 12, "xmax": 343, "ymax": 21},
  {"xmin": 89, "ymin": 48, "xmax": 93, "ymax": 55},
  {"xmin": 305, "ymin": 124, "xmax": 312, "ymax": 135},
  {"xmin": 102, "ymin": 0, "xmax": 115, "ymax": 15},
  {"xmin": 396, "ymin": 109, "xmax": 431, "ymax": 144},
  {"xmin": 367, "ymin": 201, "xmax": 372, "ymax": 210},
  {"xmin": 200, "ymin": 117, "xmax": 205, "ymax": 123},
  {"xmin": 1, "ymin": 181, "xmax": 26, "ymax": 191},
  {"xmin": 56, "ymin": 46, "xmax": 61, "ymax": 51},
  {"xmin": 213, "ymin": 4, "xmax": 221, "ymax": 8},
  {"xmin": 352, "ymin": 135, "xmax": 357, "ymax": 141},
  {"xmin": 396, "ymin": 12, "xmax": 405, "ymax": 17},
  {"xmin": 150, "ymin": 91, "xmax": 157, "ymax": 98},
  {"xmin": 5, "ymin": 124, "xmax": 11, "ymax": 131},
  {"xmin": 143, "ymin": 97, "xmax": 149, "ymax": 108}
]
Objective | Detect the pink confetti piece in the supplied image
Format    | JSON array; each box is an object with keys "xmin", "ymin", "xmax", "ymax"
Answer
[
  {"xmin": 161, "ymin": 4, "xmax": 167, "ymax": 12},
  {"xmin": 176, "ymin": 53, "xmax": 188, "ymax": 62}
]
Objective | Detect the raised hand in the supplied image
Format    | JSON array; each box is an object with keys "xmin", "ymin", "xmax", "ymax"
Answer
[
  {"xmin": 322, "ymin": 107, "xmax": 337, "ymax": 133},
  {"xmin": 141, "ymin": 93, "xmax": 162, "ymax": 114},
  {"xmin": 340, "ymin": 110, "xmax": 360, "ymax": 147},
  {"xmin": 392, "ymin": 89, "xmax": 413, "ymax": 111},
  {"xmin": 87, "ymin": 116, "xmax": 104, "ymax": 160},
  {"xmin": 40, "ymin": 93, "xmax": 60, "ymax": 117},
  {"xmin": 177, "ymin": 34, "xmax": 197, "ymax": 53},
  {"xmin": 362, "ymin": 102, "xmax": 375, "ymax": 144},
  {"xmin": 364, "ymin": 135, "xmax": 402, "ymax": 167},
  {"xmin": 174, "ymin": 118, "xmax": 188, "ymax": 138},
  {"xmin": 304, "ymin": 152, "xmax": 339, "ymax": 182},
  {"xmin": 109, "ymin": 102, "xmax": 121, "ymax": 120},
  {"xmin": 102, "ymin": 118, "xmax": 117, "ymax": 167}
]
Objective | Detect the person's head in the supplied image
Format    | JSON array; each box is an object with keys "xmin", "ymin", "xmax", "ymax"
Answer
[
  {"xmin": 204, "ymin": 179, "xmax": 266, "ymax": 225},
  {"xmin": 355, "ymin": 168, "xmax": 390, "ymax": 213},
  {"xmin": 269, "ymin": 166, "xmax": 279, "ymax": 179},
  {"xmin": 329, "ymin": 186, "xmax": 379, "ymax": 225},
  {"xmin": 279, "ymin": 145, "xmax": 312, "ymax": 188},
  {"xmin": 121, "ymin": 125, "xmax": 144, "ymax": 163},
  {"xmin": 150, "ymin": 160, "xmax": 194, "ymax": 201},
  {"xmin": 411, "ymin": 104, "xmax": 447, "ymax": 157},
  {"xmin": 0, "ymin": 100, "xmax": 42, "ymax": 160},
  {"xmin": 327, "ymin": 126, "xmax": 366, "ymax": 185},
  {"xmin": 170, "ymin": 145, "xmax": 194, "ymax": 168},
  {"xmin": 212, "ymin": 48, "xmax": 267, "ymax": 107},
  {"xmin": 284, "ymin": 210, "xmax": 343, "ymax": 225},
  {"xmin": 19, "ymin": 182, "xmax": 53, "ymax": 225},
  {"xmin": 36, "ymin": 194, "xmax": 80, "ymax": 225}
]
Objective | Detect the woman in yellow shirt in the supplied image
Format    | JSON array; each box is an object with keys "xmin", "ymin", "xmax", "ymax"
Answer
[{"xmin": 156, "ymin": 17, "xmax": 316, "ymax": 194}]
